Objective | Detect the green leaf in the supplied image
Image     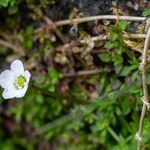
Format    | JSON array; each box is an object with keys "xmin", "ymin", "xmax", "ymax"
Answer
[
  {"xmin": 114, "ymin": 64, "xmax": 123, "ymax": 74},
  {"xmin": 8, "ymin": 5, "xmax": 18, "ymax": 14},
  {"xmin": 142, "ymin": 9, "xmax": 150, "ymax": 17},
  {"xmin": 112, "ymin": 53, "xmax": 123, "ymax": 65},
  {"xmin": 26, "ymin": 0, "xmax": 35, "ymax": 3},
  {"xmin": 118, "ymin": 21, "xmax": 128, "ymax": 32},
  {"xmin": 48, "ymin": 68, "xmax": 63, "ymax": 85},
  {"xmin": 26, "ymin": 26, "xmax": 33, "ymax": 35},
  {"xmin": 105, "ymin": 41, "xmax": 115, "ymax": 49},
  {"xmin": 0, "ymin": 0, "xmax": 35, "ymax": 7},
  {"xmin": 25, "ymin": 39, "xmax": 33, "ymax": 49},
  {"xmin": 99, "ymin": 54, "xmax": 111, "ymax": 62},
  {"xmin": 48, "ymin": 67, "xmax": 63, "ymax": 92},
  {"xmin": 71, "ymin": 85, "xmax": 87, "ymax": 101},
  {"xmin": 121, "ymin": 99, "xmax": 132, "ymax": 115},
  {"xmin": 109, "ymin": 33, "xmax": 118, "ymax": 41},
  {"xmin": 120, "ymin": 65, "xmax": 137, "ymax": 76},
  {"xmin": 0, "ymin": 0, "xmax": 9, "ymax": 7}
]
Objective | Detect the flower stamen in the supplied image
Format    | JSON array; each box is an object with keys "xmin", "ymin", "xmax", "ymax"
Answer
[{"xmin": 14, "ymin": 75, "xmax": 26, "ymax": 89}]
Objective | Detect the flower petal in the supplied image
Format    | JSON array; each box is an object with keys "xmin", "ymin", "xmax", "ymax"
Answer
[
  {"xmin": 10, "ymin": 60, "xmax": 24, "ymax": 75},
  {"xmin": 0, "ymin": 70, "xmax": 15, "ymax": 89},
  {"xmin": 24, "ymin": 70, "xmax": 31, "ymax": 83},
  {"xmin": 15, "ymin": 85, "xmax": 28, "ymax": 98},
  {"xmin": 2, "ymin": 89, "xmax": 15, "ymax": 99}
]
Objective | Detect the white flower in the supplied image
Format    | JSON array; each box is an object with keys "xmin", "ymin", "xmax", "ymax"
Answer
[{"xmin": 0, "ymin": 60, "xmax": 31, "ymax": 99}]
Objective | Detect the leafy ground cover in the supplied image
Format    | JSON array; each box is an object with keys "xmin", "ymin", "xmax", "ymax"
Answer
[{"xmin": 0, "ymin": 0, "xmax": 150, "ymax": 150}]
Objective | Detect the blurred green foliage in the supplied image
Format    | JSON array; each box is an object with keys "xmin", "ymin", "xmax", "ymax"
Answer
[
  {"xmin": 0, "ymin": 0, "xmax": 35, "ymax": 7},
  {"xmin": 0, "ymin": 2, "xmax": 150, "ymax": 150},
  {"xmin": 142, "ymin": 8, "xmax": 150, "ymax": 17}
]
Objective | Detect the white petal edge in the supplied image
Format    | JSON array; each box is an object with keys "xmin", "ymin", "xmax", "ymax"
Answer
[
  {"xmin": 2, "ymin": 89, "xmax": 15, "ymax": 99},
  {"xmin": 0, "ymin": 70, "xmax": 15, "ymax": 89},
  {"xmin": 24, "ymin": 70, "xmax": 31, "ymax": 83},
  {"xmin": 10, "ymin": 60, "xmax": 24, "ymax": 75},
  {"xmin": 15, "ymin": 85, "xmax": 28, "ymax": 98}
]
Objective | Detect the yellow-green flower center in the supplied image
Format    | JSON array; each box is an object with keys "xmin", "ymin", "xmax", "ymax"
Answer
[{"xmin": 14, "ymin": 75, "xmax": 26, "ymax": 89}]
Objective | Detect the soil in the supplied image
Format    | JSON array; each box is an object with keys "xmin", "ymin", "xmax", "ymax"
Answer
[{"xmin": 44, "ymin": 0, "xmax": 149, "ymax": 20}]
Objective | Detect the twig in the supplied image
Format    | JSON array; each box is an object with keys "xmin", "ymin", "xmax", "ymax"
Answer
[
  {"xmin": 0, "ymin": 31, "xmax": 12, "ymax": 41},
  {"xmin": 0, "ymin": 39, "xmax": 25, "ymax": 56},
  {"xmin": 136, "ymin": 27, "xmax": 150, "ymax": 150},
  {"xmin": 36, "ymin": 15, "xmax": 146, "ymax": 36},
  {"xmin": 64, "ymin": 68, "xmax": 111, "ymax": 77},
  {"xmin": 122, "ymin": 33, "xmax": 146, "ymax": 39},
  {"xmin": 80, "ymin": 33, "xmax": 146, "ymax": 43},
  {"xmin": 43, "ymin": 16, "xmax": 67, "ymax": 43},
  {"xmin": 145, "ymin": 18, "xmax": 150, "ymax": 33},
  {"xmin": 55, "ymin": 15, "xmax": 146, "ymax": 27},
  {"xmin": 0, "ymin": 39, "xmax": 16, "ymax": 50}
]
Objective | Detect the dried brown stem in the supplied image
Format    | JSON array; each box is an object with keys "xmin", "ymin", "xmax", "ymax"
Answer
[
  {"xmin": 137, "ymin": 27, "xmax": 150, "ymax": 150},
  {"xmin": 0, "ymin": 39, "xmax": 16, "ymax": 50},
  {"xmin": 0, "ymin": 39, "xmax": 25, "ymax": 56},
  {"xmin": 55, "ymin": 15, "xmax": 146, "ymax": 27},
  {"xmin": 43, "ymin": 16, "xmax": 67, "ymax": 43},
  {"xmin": 64, "ymin": 68, "xmax": 111, "ymax": 77},
  {"xmin": 80, "ymin": 33, "xmax": 146, "ymax": 44}
]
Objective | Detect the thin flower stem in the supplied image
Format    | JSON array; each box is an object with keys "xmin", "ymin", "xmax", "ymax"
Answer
[
  {"xmin": 80, "ymin": 33, "xmax": 146, "ymax": 43},
  {"xmin": 55, "ymin": 15, "xmax": 146, "ymax": 26},
  {"xmin": 137, "ymin": 27, "xmax": 150, "ymax": 150}
]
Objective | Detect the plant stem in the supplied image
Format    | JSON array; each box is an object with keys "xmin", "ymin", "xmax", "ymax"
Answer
[
  {"xmin": 55, "ymin": 15, "xmax": 146, "ymax": 27},
  {"xmin": 64, "ymin": 68, "xmax": 111, "ymax": 77},
  {"xmin": 108, "ymin": 127, "xmax": 120, "ymax": 143},
  {"xmin": 137, "ymin": 27, "xmax": 150, "ymax": 150},
  {"xmin": 80, "ymin": 33, "xmax": 146, "ymax": 43}
]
